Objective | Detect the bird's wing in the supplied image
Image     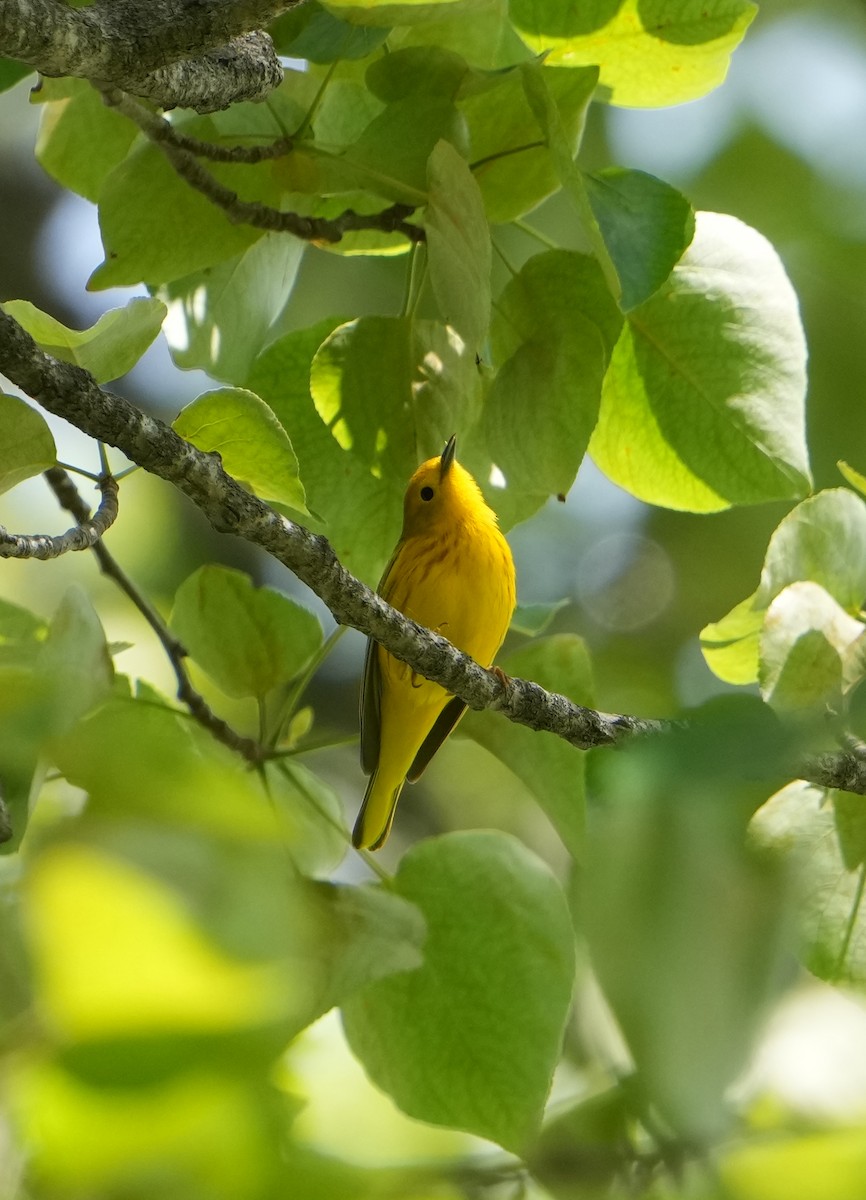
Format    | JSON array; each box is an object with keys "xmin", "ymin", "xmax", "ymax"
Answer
[
  {"xmin": 406, "ymin": 695, "xmax": 467, "ymax": 782},
  {"xmin": 359, "ymin": 541, "xmax": 403, "ymax": 776},
  {"xmin": 359, "ymin": 636, "xmax": 381, "ymax": 776}
]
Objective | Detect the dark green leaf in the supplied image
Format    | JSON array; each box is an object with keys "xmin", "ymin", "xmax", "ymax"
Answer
[
  {"xmin": 583, "ymin": 168, "xmax": 695, "ymax": 310},
  {"xmin": 0, "ymin": 58, "xmax": 32, "ymax": 93},
  {"xmin": 271, "ymin": 2, "xmax": 390, "ymax": 61}
]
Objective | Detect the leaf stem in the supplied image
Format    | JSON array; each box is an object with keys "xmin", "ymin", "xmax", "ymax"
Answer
[
  {"xmin": 292, "ymin": 60, "xmax": 338, "ymax": 141},
  {"xmin": 833, "ymin": 860, "xmax": 866, "ymax": 981},
  {"xmin": 512, "ymin": 218, "xmax": 560, "ymax": 252}
]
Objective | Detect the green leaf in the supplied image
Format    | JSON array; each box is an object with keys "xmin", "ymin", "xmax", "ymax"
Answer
[
  {"xmin": 310, "ymin": 315, "xmax": 481, "ymax": 482},
  {"xmin": 303, "ymin": 881, "xmax": 426, "ymax": 1023},
  {"xmin": 484, "ymin": 323, "xmax": 604, "ymax": 497},
  {"xmin": 341, "ymin": 831, "xmax": 575, "ymax": 1151},
  {"xmin": 583, "ymin": 169, "xmax": 695, "ymax": 311},
  {"xmin": 510, "ymin": 598, "xmax": 568, "ymax": 637},
  {"xmin": 0, "ymin": 598, "xmax": 46, "ymax": 663},
  {"xmin": 38, "ymin": 585, "xmax": 115, "ymax": 736},
  {"xmin": 491, "ymin": 248, "xmax": 622, "ymax": 363},
  {"xmin": 271, "ymin": 1, "xmax": 390, "ymax": 61},
  {"xmin": 2, "ymin": 298, "xmax": 166, "ymax": 384},
  {"xmin": 2, "ymin": 598, "xmax": 111, "ymax": 851},
  {"xmin": 53, "ymin": 698, "xmax": 288, "ymax": 841},
  {"xmin": 586, "ymin": 700, "xmax": 793, "ymax": 1140},
  {"xmin": 590, "ymin": 212, "xmax": 811, "ymax": 512},
  {"xmin": 170, "ymin": 566, "xmax": 322, "ymax": 700},
  {"xmin": 324, "ymin": 0, "xmax": 465, "ymax": 23},
  {"xmin": 464, "ymin": 63, "xmax": 595, "ymax": 222},
  {"xmin": 757, "ymin": 489, "xmax": 866, "ymax": 613},
  {"xmin": 248, "ymin": 318, "xmax": 401, "ymax": 584},
  {"xmin": 173, "ymin": 387, "xmax": 308, "ymax": 514},
  {"xmin": 90, "ymin": 127, "xmax": 273, "ymax": 288},
  {"xmin": 336, "ymin": 94, "xmax": 466, "ymax": 204},
  {"xmin": 425, "ymin": 139, "xmax": 491, "ymax": 350},
  {"xmin": 35, "ymin": 79, "xmax": 137, "ymax": 202},
  {"xmin": 0, "ymin": 393, "xmax": 56, "ymax": 494},
  {"xmin": 759, "ymin": 582, "xmax": 865, "ymax": 715},
  {"xmin": 700, "ymin": 594, "xmax": 764, "ymax": 686},
  {"xmin": 157, "ymin": 234, "xmax": 305, "ymax": 386},
  {"xmin": 0, "ymin": 58, "xmax": 33, "ymax": 93},
  {"xmin": 752, "ymin": 781, "xmax": 866, "ymax": 985},
  {"xmin": 392, "ymin": 0, "xmax": 530, "ymax": 70},
  {"xmin": 702, "ymin": 490, "xmax": 866, "ymax": 685},
  {"xmin": 365, "ymin": 44, "xmax": 471, "ymax": 101},
  {"xmin": 462, "ymin": 635, "xmax": 591, "ymax": 859},
  {"xmin": 509, "ymin": 0, "xmax": 757, "ymax": 108},
  {"xmin": 484, "ymin": 250, "xmax": 620, "ymax": 500}
]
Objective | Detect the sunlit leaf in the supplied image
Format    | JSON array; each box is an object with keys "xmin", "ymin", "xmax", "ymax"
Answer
[
  {"xmin": 509, "ymin": 0, "xmax": 757, "ymax": 108},
  {"xmin": 158, "ymin": 234, "xmax": 305, "ymax": 385},
  {"xmin": 173, "ymin": 387, "xmax": 308, "ymax": 514},
  {"xmin": 2, "ymin": 298, "xmax": 166, "ymax": 383},
  {"xmin": 702, "ymin": 490, "xmax": 866, "ymax": 685},
  {"xmin": 591, "ymin": 212, "xmax": 811, "ymax": 512}
]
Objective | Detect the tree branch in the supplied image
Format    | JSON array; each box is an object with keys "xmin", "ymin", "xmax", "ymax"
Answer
[
  {"xmin": 0, "ymin": 472, "xmax": 117, "ymax": 558},
  {"xmin": 0, "ymin": 308, "xmax": 864, "ymax": 795},
  {"xmin": 43, "ymin": 465, "xmax": 266, "ymax": 764},
  {"xmin": 102, "ymin": 89, "xmax": 425, "ymax": 245},
  {"xmin": 1, "ymin": 0, "xmax": 291, "ymax": 112}
]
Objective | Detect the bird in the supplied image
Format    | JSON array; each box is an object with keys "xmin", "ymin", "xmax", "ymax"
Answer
[{"xmin": 354, "ymin": 434, "xmax": 516, "ymax": 850}]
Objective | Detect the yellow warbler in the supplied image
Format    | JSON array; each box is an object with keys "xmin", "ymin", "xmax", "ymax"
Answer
[{"xmin": 354, "ymin": 435, "xmax": 516, "ymax": 850}]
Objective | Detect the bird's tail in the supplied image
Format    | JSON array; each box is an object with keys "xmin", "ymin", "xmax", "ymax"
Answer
[{"xmin": 353, "ymin": 771, "xmax": 404, "ymax": 851}]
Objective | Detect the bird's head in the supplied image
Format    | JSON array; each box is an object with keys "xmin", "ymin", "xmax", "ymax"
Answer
[{"xmin": 401, "ymin": 435, "xmax": 496, "ymax": 537}]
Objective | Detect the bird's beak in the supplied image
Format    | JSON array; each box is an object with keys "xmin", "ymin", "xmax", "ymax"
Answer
[{"xmin": 440, "ymin": 434, "xmax": 457, "ymax": 479}]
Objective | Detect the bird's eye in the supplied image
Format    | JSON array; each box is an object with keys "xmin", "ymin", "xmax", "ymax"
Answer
[{"xmin": 420, "ymin": 486, "xmax": 435, "ymax": 502}]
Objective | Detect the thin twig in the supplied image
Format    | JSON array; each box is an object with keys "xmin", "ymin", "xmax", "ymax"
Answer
[
  {"xmin": 103, "ymin": 88, "xmax": 425, "ymax": 245},
  {"xmin": 99, "ymin": 86, "xmax": 294, "ymax": 161},
  {"xmin": 0, "ymin": 473, "xmax": 118, "ymax": 559},
  {"xmin": 42, "ymin": 466, "xmax": 266, "ymax": 765}
]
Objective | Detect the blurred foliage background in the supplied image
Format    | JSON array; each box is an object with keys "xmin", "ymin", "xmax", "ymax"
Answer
[{"xmin": 3, "ymin": 0, "xmax": 866, "ymax": 1196}]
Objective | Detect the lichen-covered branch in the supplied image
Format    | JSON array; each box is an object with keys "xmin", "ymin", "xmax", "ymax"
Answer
[
  {"xmin": 103, "ymin": 89, "xmax": 424, "ymax": 244},
  {"xmin": 0, "ymin": 308, "xmax": 864, "ymax": 794},
  {"xmin": 0, "ymin": 0, "xmax": 291, "ymax": 111},
  {"xmin": 0, "ymin": 472, "xmax": 117, "ymax": 558}
]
